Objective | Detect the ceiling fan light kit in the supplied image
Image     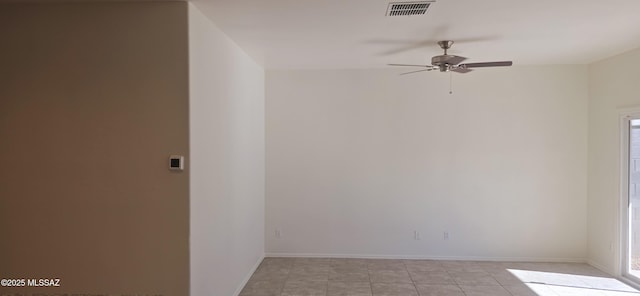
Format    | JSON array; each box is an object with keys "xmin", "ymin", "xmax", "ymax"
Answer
[{"xmin": 389, "ymin": 40, "xmax": 513, "ymax": 75}]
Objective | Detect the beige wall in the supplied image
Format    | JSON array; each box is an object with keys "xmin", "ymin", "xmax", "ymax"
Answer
[
  {"xmin": 266, "ymin": 66, "xmax": 589, "ymax": 261},
  {"xmin": 0, "ymin": 2, "xmax": 189, "ymax": 295},
  {"xmin": 588, "ymin": 47, "xmax": 640, "ymax": 274}
]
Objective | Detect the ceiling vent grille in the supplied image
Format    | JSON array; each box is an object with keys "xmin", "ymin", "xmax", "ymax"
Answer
[{"xmin": 386, "ymin": 1, "xmax": 434, "ymax": 16}]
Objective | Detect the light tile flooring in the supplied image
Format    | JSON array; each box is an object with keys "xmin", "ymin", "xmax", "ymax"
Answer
[{"xmin": 240, "ymin": 258, "xmax": 640, "ymax": 296}]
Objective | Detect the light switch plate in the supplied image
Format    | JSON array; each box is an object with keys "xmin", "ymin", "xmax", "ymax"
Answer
[{"xmin": 169, "ymin": 155, "xmax": 184, "ymax": 171}]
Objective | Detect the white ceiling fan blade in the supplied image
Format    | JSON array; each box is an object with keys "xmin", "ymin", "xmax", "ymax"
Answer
[{"xmin": 459, "ymin": 61, "xmax": 513, "ymax": 68}]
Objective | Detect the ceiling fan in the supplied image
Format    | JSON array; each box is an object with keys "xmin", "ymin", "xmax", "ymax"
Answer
[{"xmin": 388, "ymin": 40, "xmax": 512, "ymax": 75}]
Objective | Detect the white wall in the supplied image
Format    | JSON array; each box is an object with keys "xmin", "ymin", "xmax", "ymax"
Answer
[
  {"xmin": 189, "ymin": 3, "xmax": 265, "ymax": 296},
  {"xmin": 0, "ymin": 3, "xmax": 189, "ymax": 295},
  {"xmin": 266, "ymin": 66, "xmax": 588, "ymax": 261},
  {"xmin": 588, "ymin": 47, "xmax": 640, "ymax": 274}
]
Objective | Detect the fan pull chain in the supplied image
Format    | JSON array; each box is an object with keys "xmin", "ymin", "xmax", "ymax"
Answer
[{"xmin": 449, "ymin": 72, "xmax": 453, "ymax": 94}]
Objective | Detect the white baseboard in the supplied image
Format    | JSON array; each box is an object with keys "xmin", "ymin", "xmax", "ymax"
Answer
[
  {"xmin": 619, "ymin": 274, "xmax": 640, "ymax": 291},
  {"xmin": 265, "ymin": 252, "xmax": 586, "ymax": 263},
  {"xmin": 233, "ymin": 253, "xmax": 265, "ymax": 296},
  {"xmin": 587, "ymin": 258, "xmax": 615, "ymax": 275},
  {"xmin": 587, "ymin": 259, "xmax": 640, "ymax": 291}
]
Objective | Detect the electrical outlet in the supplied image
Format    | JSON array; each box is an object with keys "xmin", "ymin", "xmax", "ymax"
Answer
[
  {"xmin": 414, "ymin": 230, "xmax": 420, "ymax": 240},
  {"xmin": 443, "ymin": 232, "xmax": 449, "ymax": 240},
  {"xmin": 610, "ymin": 241, "xmax": 613, "ymax": 251},
  {"xmin": 275, "ymin": 229, "xmax": 281, "ymax": 239}
]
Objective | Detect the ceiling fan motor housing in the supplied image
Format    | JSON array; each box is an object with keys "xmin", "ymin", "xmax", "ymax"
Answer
[
  {"xmin": 432, "ymin": 55, "xmax": 456, "ymax": 71},
  {"xmin": 432, "ymin": 55, "xmax": 451, "ymax": 65}
]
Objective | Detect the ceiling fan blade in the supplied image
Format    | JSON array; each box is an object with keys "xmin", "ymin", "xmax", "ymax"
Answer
[
  {"xmin": 388, "ymin": 63, "xmax": 430, "ymax": 67},
  {"xmin": 459, "ymin": 61, "xmax": 513, "ymax": 68},
  {"xmin": 370, "ymin": 35, "xmax": 500, "ymax": 56},
  {"xmin": 399, "ymin": 69, "xmax": 433, "ymax": 75},
  {"xmin": 378, "ymin": 40, "xmax": 438, "ymax": 56},
  {"xmin": 451, "ymin": 68, "xmax": 473, "ymax": 74}
]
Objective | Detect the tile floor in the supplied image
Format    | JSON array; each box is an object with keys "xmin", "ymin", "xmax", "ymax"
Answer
[{"xmin": 240, "ymin": 257, "xmax": 640, "ymax": 296}]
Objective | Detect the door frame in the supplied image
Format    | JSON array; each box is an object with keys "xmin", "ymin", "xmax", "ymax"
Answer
[{"xmin": 619, "ymin": 109, "xmax": 640, "ymax": 283}]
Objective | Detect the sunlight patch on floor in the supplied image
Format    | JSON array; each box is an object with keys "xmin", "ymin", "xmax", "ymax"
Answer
[{"xmin": 508, "ymin": 269, "xmax": 640, "ymax": 296}]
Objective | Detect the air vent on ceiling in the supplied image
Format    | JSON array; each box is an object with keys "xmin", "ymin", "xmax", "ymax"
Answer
[{"xmin": 386, "ymin": 1, "xmax": 434, "ymax": 16}]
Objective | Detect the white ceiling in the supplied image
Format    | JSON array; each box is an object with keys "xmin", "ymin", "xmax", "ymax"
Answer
[{"xmin": 192, "ymin": 0, "xmax": 640, "ymax": 69}]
